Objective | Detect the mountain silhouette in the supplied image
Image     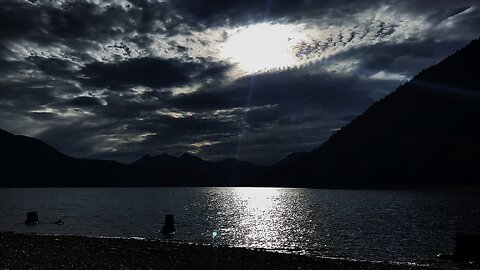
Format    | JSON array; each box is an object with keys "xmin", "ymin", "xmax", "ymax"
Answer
[
  {"xmin": 271, "ymin": 152, "xmax": 308, "ymax": 169},
  {"xmin": 1, "ymin": 37, "xmax": 480, "ymax": 188},
  {"xmin": 132, "ymin": 153, "xmax": 266, "ymax": 186},
  {"xmin": 0, "ymin": 128, "xmax": 265, "ymax": 187},
  {"xmin": 0, "ymin": 128, "xmax": 74, "ymax": 186},
  {"xmin": 0, "ymin": 128, "xmax": 140, "ymax": 186},
  {"xmin": 265, "ymin": 37, "xmax": 480, "ymax": 188}
]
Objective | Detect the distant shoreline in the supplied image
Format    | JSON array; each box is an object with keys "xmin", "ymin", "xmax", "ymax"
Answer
[
  {"xmin": 0, "ymin": 232, "xmax": 472, "ymax": 270},
  {"xmin": 1, "ymin": 185, "xmax": 480, "ymax": 191}
]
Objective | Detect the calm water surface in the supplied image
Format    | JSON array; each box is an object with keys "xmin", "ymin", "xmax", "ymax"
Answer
[{"xmin": 1, "ymin": 188, "xmax": 479, "ymax": 263}]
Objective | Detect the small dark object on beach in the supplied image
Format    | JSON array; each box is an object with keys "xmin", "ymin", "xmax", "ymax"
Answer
[
  {"xmin": 49, "ymin": 219, "xmax": 64, "ymax": 225},
  {"xmin": 161, "ymin": 214, "xmax": 175, "ymax": 234},
  {"xmin": 454, "ymin": 232, "xmax": 480, "ymax": 261},
  {"xmin": 25, "ymin": 211, "xmax": 39, "ymax": 225}
]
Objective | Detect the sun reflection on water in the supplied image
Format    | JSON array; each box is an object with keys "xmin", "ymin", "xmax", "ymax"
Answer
[{"xmin": 215, "ymin": 187, "xmax": 297, "ymax": 250}]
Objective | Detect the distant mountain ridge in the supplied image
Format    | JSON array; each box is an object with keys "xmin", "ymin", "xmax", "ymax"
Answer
[
  {"xmin": 264, "ymin": 37, "xmax": 480, "ymax": 188},
  {"xmin": 0, "ymin": 128, "xmax": 266, "ymax": 187},
  {"xmin": 1, "ymin": 37, "xmax": 480, "ymax": 188},
  {"xmin": 132, "ymin": 152, "xmax": 266, "ymax": 186}
]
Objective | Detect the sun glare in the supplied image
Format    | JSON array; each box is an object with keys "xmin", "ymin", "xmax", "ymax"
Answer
[{"xmin": 220, "ymin": 23, "xmax": 307, "ymax": 74}]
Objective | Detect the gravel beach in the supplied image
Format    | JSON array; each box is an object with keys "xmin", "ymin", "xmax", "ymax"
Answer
[{"xmin": 0, "ymin": 232, "xmax": 475, "ymax": 270}]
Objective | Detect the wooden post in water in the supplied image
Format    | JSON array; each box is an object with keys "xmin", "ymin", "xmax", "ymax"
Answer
[
  {"xmin": 25, "ymin": 211, "xmax": 39, "ymax": 225},
  {"xmin": 161, "ymin": 214, "xmax": 176, "ymax": 234}
]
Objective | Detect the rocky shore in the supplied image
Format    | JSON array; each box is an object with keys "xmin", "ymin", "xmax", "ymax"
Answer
[{"xmin": 0, "ymin": 232, "xmax": 475, "ymax": 270}]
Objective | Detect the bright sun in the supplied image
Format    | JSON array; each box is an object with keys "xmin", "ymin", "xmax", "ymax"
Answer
[{"xmin": 220, "ymin": 23, "xmax": 307, "ymax": 74}]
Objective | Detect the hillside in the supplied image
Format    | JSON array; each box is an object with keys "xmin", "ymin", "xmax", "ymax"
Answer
[
  {"xmin": 0, "ymin": 129, "xmax": 265, "ymax": 187},
  {"xmin": 266, "ymin": 38, "xmax": 480, "ymax": 188}
]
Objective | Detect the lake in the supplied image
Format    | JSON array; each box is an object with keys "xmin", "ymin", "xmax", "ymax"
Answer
[{"xmin": 1, "ymin": 187, "xmax": 479, "ymax": 264}]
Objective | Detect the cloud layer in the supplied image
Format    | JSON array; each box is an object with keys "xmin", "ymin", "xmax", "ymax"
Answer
[{"xmin": 0, "ymin": 0, "xmax": 479, "ymax": 164}]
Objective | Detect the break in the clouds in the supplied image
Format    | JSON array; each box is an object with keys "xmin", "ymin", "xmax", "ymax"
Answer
[{"xmin": 0, "ymin": 0, "xmax": 479, "ymax": 165}]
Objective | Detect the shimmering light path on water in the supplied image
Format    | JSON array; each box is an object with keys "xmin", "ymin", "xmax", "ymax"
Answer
[{"xmin": 1, "ymin": 187, "xmax": 479, "ymax": 263}]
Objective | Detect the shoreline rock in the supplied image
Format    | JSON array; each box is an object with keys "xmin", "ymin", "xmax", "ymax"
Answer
[{"xmin": 0, "ymin": 232, "xmax": 476, "ymax": 270}]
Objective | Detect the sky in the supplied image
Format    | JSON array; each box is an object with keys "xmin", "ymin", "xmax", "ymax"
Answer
[{"xmin": 1, "ymin": 0, "xmax": 479, "ymax": 165}]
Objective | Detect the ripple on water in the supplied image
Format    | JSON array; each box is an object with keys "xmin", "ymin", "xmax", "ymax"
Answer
[{"xmin": 0, "ymin": 187, "xmax": 479, "ymax": 264}]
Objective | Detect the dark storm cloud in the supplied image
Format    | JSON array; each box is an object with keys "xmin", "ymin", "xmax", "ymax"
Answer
[
  {"xmin": 35, "ymin": 120, "xmax": 118, "ymax": 158},
  {"xmin": 0, "ymin": 0, "xmax": 182, "ymax": 44},
  {"xmin": 25, "ymin": 112, "xmax": 58, "ymax": 121},
  {"xmin": 0, "ymin": 0, "xmax": 478, "ymax": 47},
  {"xmin": 0, "ymin": 80, "xmax": 66, "ymax": 108},
  {"xmin": 170, "ymin": 0, "xmax": 480, "ymax": 28},
  {"xmin": 400, "ymin": 1, "xmax": 475, "ymax": 14},
  {"xmin": 98, "ymin": 93, "xmax": 160, "ymax": 119},
  {"xmin": 136, "ymin": 65, "xmax": 399, "ymax": 164},
  {"xmin": 400, "ymin": 2, "xmax": 480, "ymax": 39},
  {"xmin": 120, "ymin": 107, "xmax": 345, "ymax": 164},
  {"xmin": 67, "ymin": 96, "xmax": 104, "ymax": 108},
  {"xmin": 171, "ymin": 69, "xmax": 379, "ymax": 112},
  {"xmin": 141, "ymin": 114, "xmax": 242, "ymax": 143},
  {"xmin": 81, "ymin": 57, "xmax": 232, "ymax": 89},
  {"xmin": 432, "ymin": 7, "xmax": 480, "ymax": 41},
  {"xmin": 0, "ymin": 1, "xmax": 122, "ymax": 44},
  {"xmin": 169, "ymin": 0, "xmax": 386, "ymax": 26},
  {"xmin": 427, "ymin": 6, "xmax": 471, "ymax": 25},
  {"xmin": 181, "ymin": 105, "xmax": 349, "ymax": 164},
  {"xmin": 0, "ymin": 58, "xmax": 30, "ymax": 76},
  {"xmin": 82, "ymin": 58, "xmax": 197, "ymax": 89},
  {"xmin": 31, "ymin": 109, "xmax": 244, "ymax": 162},
  {"xmin": 334, "ymin": 39, "xmax": 470, "ymax": 77},
  {"xmin": 0, "ymin": 0, "xmax": 479, "ymax": 164},
  {"xmin": 197, "ymin": 63, "xmax": 233, "ymax": 81},
  {"xmin": 29, "ymin": 56, "xmax": 79, "ymax": 78},
  {"xmin": 26, "ymin": 65, "xmax": 381, "ymax": 164}
]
